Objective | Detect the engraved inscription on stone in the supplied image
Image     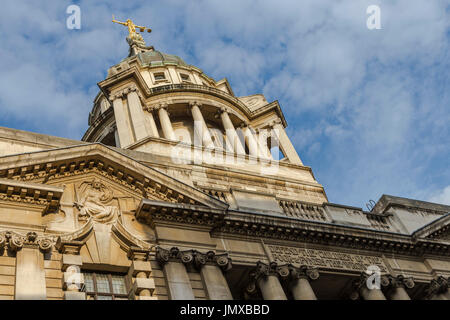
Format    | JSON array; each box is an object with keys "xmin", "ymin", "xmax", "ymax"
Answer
[{"xmin": 268, "ymin": 245, "xmax": 387, "ymax": 272}]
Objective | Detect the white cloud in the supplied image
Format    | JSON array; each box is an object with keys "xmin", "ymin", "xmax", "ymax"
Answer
[{"xmin": 429, "ymin": 186, "xmax": 450, "ymax": 206}]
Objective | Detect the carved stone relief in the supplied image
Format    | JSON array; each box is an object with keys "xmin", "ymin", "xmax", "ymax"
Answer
[{"xmin": 74, "ymin": 178, "xmax": 120, "ymax": 223}]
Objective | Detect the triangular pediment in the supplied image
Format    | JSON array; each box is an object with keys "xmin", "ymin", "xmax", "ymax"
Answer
[
  {"xmin": 412, "ymin": 213, "xmax": 450, "ymax": 241},
  {"xmin": 0, "ymin": 143, "xmax": 228, "ymax": 210}
]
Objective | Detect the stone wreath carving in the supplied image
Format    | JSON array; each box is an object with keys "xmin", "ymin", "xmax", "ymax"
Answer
[{"xmin": 74, "ymin": 179, "xmax": 119, "ymax": 223}]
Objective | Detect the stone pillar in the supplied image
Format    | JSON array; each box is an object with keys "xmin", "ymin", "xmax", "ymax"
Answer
[
  {"xmin": 190, "ymin": 101, "xmax": 215, "ymax": 149},
  {"xmin": 218, "ymin": 107, "xmax": 246, "ymax": 155},
  {"xmin": 12, "ymin": 232, "xmax": 53, "ymax": 300},
  {"xmin": 250, "ymin": 262, "xmax": 288, "ymax": 300},
  {"xmin": 126, "ymin": 86, "xmax": 152, "ymax": 142},
  {"xmin": 194, "ymin": 251, "xmax": 233, "ymax": 300},
  {"xmin": 241, "ymin": 124, "xmax": 266, "ymax": 159},
  {"xmin": 156, "ymin": 247, "xmax": 195, "ymax": 300},
  {"xmin": 271, "ymin": 120, "xmax": 303, "ymax": 165},
  {"xmin": 128, "ymin": 248, "xmax": 157, "ymax": 300},
  {"xmin": 289, "ymin": 265, "xmax": 319, "ymax": 300},
  {"xmin": 144, "ymin": 106, "xmax": 160, "ymax": 138},
  {"xmin": 111, "ymin": 92, "xmax": 133, "ymax": 148},
  {"xmin": 424, "ymin": 277, "xmax": 448, "ymax": 300},
  {"xmin": 156, "ymin": 103, "xmax": 176, "ymax": 141},
  {"xmin": 255, "ymin": 128, "xmax": 273, "ymax": 159},
  {"xmin": 386, "ymin": 275, "xmax": 414, "ymax": 300},
  {"xmin": 352, "ymin": 272, "xmax": 388, "ymax": 300}
]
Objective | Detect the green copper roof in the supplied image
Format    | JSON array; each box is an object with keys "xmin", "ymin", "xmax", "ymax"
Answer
[{"xmin": 137, "ymin": 50, "xmax": 188, "ymax": 67}]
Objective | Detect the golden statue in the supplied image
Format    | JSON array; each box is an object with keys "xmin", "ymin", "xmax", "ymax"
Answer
[{"xmin": 112, "ymin": 15, "xmax": 152, "ymax": 38}]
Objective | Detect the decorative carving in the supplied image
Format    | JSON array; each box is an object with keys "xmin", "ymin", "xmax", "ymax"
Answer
[
  {"xmin": 0, "ymin": 230, "xmax": 55, "ymax": 253},
  {"xmin": 386, "ymin": 275, "xmax": 415, "ymax": 289},
  {"xmin": 424, "ymin": 276, "xmax": 448, "ymax": 299},
  {"xmin": 155, "ymin": 246, "xmax": 232, "ymax": 271},
  {"xmin": 74, "ymin": 178, "xmax": 119, "ymax": 223},
  {"xmin": 192, "ymin": 250, "xmax": 232, "ymax": 271},
  {"xmin": 251, "ymin": 261, "xmax": 289, "ymax": 281},
  {"xmin": 353, "ymin": 271, "xmax": 389, "ymax": 291},
  {"xmin": 289, "ymin": 265, "xmax": 320, "ymax": 281},
  {"xmin": 267, "ymin": 245, "xmax": 388, "ymax": 272}
]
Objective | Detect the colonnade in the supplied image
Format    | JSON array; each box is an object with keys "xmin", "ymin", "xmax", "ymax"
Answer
[{"xmin": 109, "ymin": 85, "xmax": 304, "ymax": 164}]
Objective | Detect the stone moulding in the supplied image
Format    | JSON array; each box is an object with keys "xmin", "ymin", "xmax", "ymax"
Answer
[{"xmin": 0, "ymin": 177, "xmax": 63, "ymax": 214}]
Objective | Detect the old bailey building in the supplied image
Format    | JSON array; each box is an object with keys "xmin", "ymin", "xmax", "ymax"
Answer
[{"xmin": 0, "ymin": 18, "xmax": 449, "ymax": 301}]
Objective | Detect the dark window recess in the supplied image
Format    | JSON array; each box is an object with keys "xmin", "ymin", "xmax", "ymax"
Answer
[
  {"xmin": 154, "ymin": 72, "xmax": 166, "ymax": 81},
  {"xmin": 180, "ymin": 73, "xmax": 190, "ymax": 82}
]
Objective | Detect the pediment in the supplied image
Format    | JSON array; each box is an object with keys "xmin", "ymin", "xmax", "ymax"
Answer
[
  {"xmin": 413, "ymin": 213, "xmax": 450, "ymax": 241},
  {"xmin": 0, "ymin": 143, "xmax": 228, "ymax": 210}
]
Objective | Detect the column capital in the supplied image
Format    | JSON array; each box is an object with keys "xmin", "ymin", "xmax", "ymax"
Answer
[
  {"xmin": 268, "ymin": 118, "xmax": 283, "ymax": 128},
  {"xmin": 251, "ymin": 261, "xmax": 290, "ymax": 281},
  {"xmin": 352, "ymin": 271, "xmax": 389, "ymax": 291},
  {"xmin": 193, "ymin": 250, "xmax": 232, "ymax": 271},
  {"xmin": 289, "ymin": 265, "xmax": 320, "ymax": 281},
  {"xmin": 189, "ymin": 101, "xmax": 203, "ymax": 108},
  {"xmin": 155, "ymin": 246, "xmax": 194, "ymax": 267},
  {"xmin": 387, "ymin": 274, "xmax": 415, "ymax": 289},
  {"xmin": 424, "ymin": 276, "xmax": 449, "ymax": 299},
  {"xmin": 0, "ymin": 230, "xmax": 54, "ymax": 253}
]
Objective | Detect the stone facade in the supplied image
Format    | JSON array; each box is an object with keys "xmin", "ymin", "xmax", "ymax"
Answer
[{"xmin": 0, "ymin": 27, "xmax": 449, "ymax": 300}]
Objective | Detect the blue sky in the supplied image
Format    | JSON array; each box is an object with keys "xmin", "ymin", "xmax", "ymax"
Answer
[{"xmin": 0, "ymin": 0, "xmax": 449, "ymax": 208}]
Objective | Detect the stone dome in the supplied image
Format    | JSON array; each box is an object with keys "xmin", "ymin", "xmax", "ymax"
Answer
[{"xmin": 136, "ymin": 49, "xmax": 188, "ymax": 67}]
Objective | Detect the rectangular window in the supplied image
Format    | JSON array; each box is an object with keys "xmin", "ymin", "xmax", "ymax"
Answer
[
  {"xmin": 83, "ymin": 272, "xmax": 130, "ymax": 300},
  {"xmin": 180, "ymin": 73, "xmax": 191, "ymax": 82},
  {"xmin": 154, "ymin": 72, "xmax": 166, "ymax": 81}
]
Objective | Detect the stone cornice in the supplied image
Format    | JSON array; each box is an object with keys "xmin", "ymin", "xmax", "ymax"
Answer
[
  {"xmin": 0, "ymin": 178, "xmax": 63, "ymax": 214},
  {"xmin": 213, "ymin": 210, "xmax": 450, "ymax": 256},
  {"xmin": 136, "ymin": 199, "xmax": 226, "ymax": 228}
]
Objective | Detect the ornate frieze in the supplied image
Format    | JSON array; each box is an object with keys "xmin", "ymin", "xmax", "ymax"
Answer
[
  {"xmin": 0, "ymin": 230, "xmax": 55, "ymax": 253},
  {"xmin": 267, "ymin": 244, "xmax": 388, "ymax": 273}
]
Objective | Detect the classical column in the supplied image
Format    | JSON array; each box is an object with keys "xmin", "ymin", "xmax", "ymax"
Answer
[
  {"xmin": 241, "ymin": 124, "xmax": 266, "ymax": 159},
  {"xmin": 156, "ymin": 103, "xmax": 176, "ymax": 141},
  {"xmin": 12, "ymin": 232, "xmax": 53, "ymax": 300},
  {"xmin": 156, "ymin": 247, "xmax": 195, "ymax": 300},
  {"xmin": 352, "ymin": 272, "xmax": 388, "ymax": 300},
  {"xmin": 255, "ymin": 128, "xmax": 273, "ymax": 159},
  {"xmin": 424, "ymin": 277, "xmax": 448, "ymax": 300},
  {"xmin": 250, "ymin": 262, "xmax": 288, "ymax": 300},
  {"xmin": 143, "ymin": 106, "xmax": 160, "ymax": 138},
  {"xmin": 385, "ymin": 275, "xmax": 414, "ymax": 300},
  {"xmin": 218, "ymin": 107, "xmax": 246, "ymax": 155},
  {"xmin": 194, "ymin": 251, "xmax": 233, "ymax": 300},
  {"xmin": 190, "ymin": 101, "xmax": 214, "ymax": 149},
  {"xmin": 270, "ymin": 119, "xmax": 303, "ymax": 165},
  {"xmin": 111, "ymin": 92, "xmax": 133, "ymax": 148},
  {"xmin": 289, "ymin": 265, "xmax": 319, "ymax": 300},
  {"xmin": 126, "ymin": 85, "xmax": 151, "ymax": 142}
]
